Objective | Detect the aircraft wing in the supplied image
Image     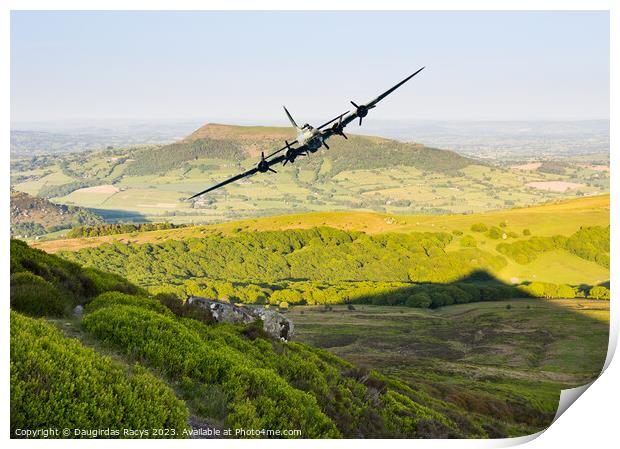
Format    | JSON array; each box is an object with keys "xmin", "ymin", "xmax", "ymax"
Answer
[
  {"xmin": 189, "ymin": 154, "xmax": 287, "ymax": 198},
  {"xmin": 317, "ymin": 111, "xmax": 350, "ymax": 130},
  {"xmin": 366, "ymin": 66, "xmax": 425, "ymax": 109},
  {"xmin": 188, "ymin": 167, "xmax": 259, "ymax": 199},
  {"xmin": 265, "ymin": 139, "xmax": 298, "ymax": 159}
]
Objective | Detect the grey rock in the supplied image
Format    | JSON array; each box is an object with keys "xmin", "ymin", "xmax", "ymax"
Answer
[
  {"xmin": 187, "ymin": 296, "xmax": 294, "ymax": 341},
  {"xmin": 73, "ymin": 305, "xmax": 84, "ymax": 317}
]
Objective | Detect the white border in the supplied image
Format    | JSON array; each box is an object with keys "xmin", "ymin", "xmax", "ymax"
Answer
[{"xmin": 2, "ymin": 2, "xmax": 616, "ymax": 448}]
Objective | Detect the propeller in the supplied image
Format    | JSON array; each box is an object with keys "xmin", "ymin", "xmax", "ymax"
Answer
[
  {"xmin": 283, "ymin": 141, "xmax": 296, "ymax": 166},
  {"xmin": 257, "ymin": 152, "xmax": 277, "ymax": 173},
  {"xmin": 350, "ymin": 101, "xmax": 376, "ymax": 126},
  {"xmin": 331, "ymin": 115, "xmax": 348, "ymax": 139}
]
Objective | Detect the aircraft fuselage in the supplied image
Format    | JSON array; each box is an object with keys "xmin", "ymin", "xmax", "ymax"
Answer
[{"xmin": 297, "ymin": 124, "xmax": 323, "ymax": 152}]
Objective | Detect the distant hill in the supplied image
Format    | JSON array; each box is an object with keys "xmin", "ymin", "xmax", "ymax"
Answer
[
  {"xmin": 124, "ymin": 123, "xmax": 477, "ymax": 176},
  {"xmin": 10, "ymin": 190, "xmax": 103, "ymax": 238},
  {"xmin": 33, "ymin": 194, "xmax": 610, "ymax": 287}
]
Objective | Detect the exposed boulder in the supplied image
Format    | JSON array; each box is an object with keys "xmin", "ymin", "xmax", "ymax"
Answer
[
  {"xmin": 187, "ymin": 297, "xmax": 294, "ymax": 341},
  {"xmin": 73, "ymin": 305, "xmax": 84, "ymax": 318},
  {"xmin": 253, "ymin": 307, "xmax": 294, "ymax": 341}
]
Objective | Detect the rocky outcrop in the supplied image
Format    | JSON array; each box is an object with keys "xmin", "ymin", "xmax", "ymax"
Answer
[{"xmin": 187, "ymin": 297, "xmax": 294, "ymax": 341}]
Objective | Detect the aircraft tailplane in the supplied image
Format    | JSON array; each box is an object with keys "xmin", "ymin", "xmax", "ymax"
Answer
[{"xmin": 282, "ymin": 105, "xmax": 299, "ymax": 129}]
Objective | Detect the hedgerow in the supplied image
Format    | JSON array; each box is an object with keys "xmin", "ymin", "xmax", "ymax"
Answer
[{"xmin": 10, "ymin": 311, "xmax": 188, "ymax": 438}]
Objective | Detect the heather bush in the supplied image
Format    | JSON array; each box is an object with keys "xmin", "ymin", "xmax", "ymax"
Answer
[{"xmin": 11, "ymin": 311, "xmax": 188, "ymax": 438}]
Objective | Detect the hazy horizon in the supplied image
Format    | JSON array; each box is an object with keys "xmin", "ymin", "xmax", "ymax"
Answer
[{"xmin": 11, "ymin": 11, "xmax": 609, "ymax": 125}]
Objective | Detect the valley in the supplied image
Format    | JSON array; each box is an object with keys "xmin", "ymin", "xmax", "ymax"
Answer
[{"xmin": 289, "ymin": 299, "xmax": 609, "ymax": 435}]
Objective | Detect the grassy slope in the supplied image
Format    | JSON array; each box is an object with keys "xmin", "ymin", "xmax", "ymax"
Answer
[
  {"xmin": 11, "ymin": 240, "xmax": 491, "ymax": 438},
  {"xmin": 34, "ymin": 195, "xmax": 610, "ymax": 286},
  {"xmin": 11, "ymin": 239, "xmax": 610, "ymax": 438},
  {"xmin": 287, "ymin": 299, "xmax": 609, "ymax": 434}
]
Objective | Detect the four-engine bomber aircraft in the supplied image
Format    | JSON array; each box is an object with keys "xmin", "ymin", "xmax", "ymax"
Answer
[{"xmin": 189, "ymin": 67, "xmax": 425, "ymax": 199}]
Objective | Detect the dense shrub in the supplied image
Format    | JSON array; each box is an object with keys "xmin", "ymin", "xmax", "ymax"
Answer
[
  {"xmin": 470, "ymin": 223, "xmax": 488, "ymax": 232},
  {"xmin": 565, "ymin": 226, "xmax": 610, "ymax": 268},
  {"xmin": 460, "ymin": 235, "xmax": 477, "ymax": 247},
  {"xmin": 11, "ymin": 311, "xmax": 189, "ymax": 438},
  {"xmin": 556, "ymin": 284, "xmax": 576, "ymax": 299},
  {"xmin": 380, "ymin": 391, "xmax": 457, "ymax": 438},
  {"xmin": 60, "ymin": 227, "xmax": 512, "ymax": 287},
  {"xmin": 156, "ymin": 293, "xmax": 214, "ymax": 325},
  {"xmin": 588, "ymin": 286, "xmax": 610, "ymax": 300},
  {"xmin": 485, "ymin": 227, "xmax": 503, "ymax": 240},
  {"xmin": 497, "ymin": 226, "xmax": 609, "ymax": 268},
  {"xmin": 81, "ymin": 303, "xmax": 467, "ymax": 437},
  {"xmin": 86, "ymin": 292, "xmax": 172, "ymax": 316},
  {"xmin": 82, "ymin": 305, "xmax": 340, "ymax": 437},
  {"xmin": 10, "ymin": 239, "xmax": 143, "ymax": 315},
  {"xmin": 405, "ymin": 293, "xmax": 432, "ymax": 308},
  {"xmin": 68, "ymin": 222, "xmax": 186, "ymax": 238},
  {"xmin": 10, "ymin": 272, "xmax": 68, "ymax": 317}
]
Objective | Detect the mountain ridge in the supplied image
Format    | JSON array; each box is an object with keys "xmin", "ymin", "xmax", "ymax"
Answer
[{"xmin": 126, "ymin": 122, "xmax": 477, "ymax": 176}]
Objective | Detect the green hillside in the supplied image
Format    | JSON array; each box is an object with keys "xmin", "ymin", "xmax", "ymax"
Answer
[
  {"xmin": 10, "ymin": 190, "xmax": 103, "ymax": 238},
  {"xmin": 125, "ymin": 123, "xmax": 474, "ymax": 177},
  {"xmin": 9, "ymin": 239, "xmax": 610, "ymax": 438},
  {"xmin": 55, "ymin": 220, "xmax": 609, "ymax": 308},
  {"xmin": 8, "ymin": 241, "xmax": 477, "ymax": 438},
  {"xmin": 46, "ymin": 195, "xmax": 608, "ymax": 296}
]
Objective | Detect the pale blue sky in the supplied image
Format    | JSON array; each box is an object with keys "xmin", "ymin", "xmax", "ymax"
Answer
[{"xmin": 11, "ymin": 11, "xmax": 609, "ymax": 125}]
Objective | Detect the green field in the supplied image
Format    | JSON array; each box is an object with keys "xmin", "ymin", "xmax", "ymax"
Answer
[
  {"xmin": 10, "ymin": 124, "xmax": 609, "ymax": 226},
  {"xmin": 287, "ymin": 299, "xmax": 609, "ymax": 435}
]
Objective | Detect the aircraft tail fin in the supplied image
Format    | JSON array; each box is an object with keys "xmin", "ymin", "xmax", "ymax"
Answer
[{"xmin": 282, "ymin": 105, "xmax": 299, "ymax": 129}]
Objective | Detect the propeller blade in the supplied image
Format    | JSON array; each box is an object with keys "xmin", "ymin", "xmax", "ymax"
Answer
[
  {"xmin": 342, "ymin": 132, "xmax": 348, "ymax": 139},
  {"xmin": 359, "ymin": 117, "xmax": 363, "ymax": 126},
  {"xmin": 351, "ymin": 101, "xmax": 359, "ymax": 108},
  {"xmin": 323, "ymin": 141, "xmax": 329, "ymax": 150},
  {"xmin": 268, "ymin": 168, "xmax": 277, "ymax": 173}
]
